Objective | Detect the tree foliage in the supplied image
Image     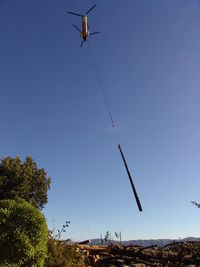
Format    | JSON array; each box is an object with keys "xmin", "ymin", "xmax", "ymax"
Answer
[
  {"xmin": 45, "ymin": 238, "xmax": 86, "ymax": 267},
  {"xmin": 0, "ymin": 156, "xmax": 51, "ymax": 209},
  {"xmin": 0, "ymin": 198, "xmax": 48, "ymax": 267}
]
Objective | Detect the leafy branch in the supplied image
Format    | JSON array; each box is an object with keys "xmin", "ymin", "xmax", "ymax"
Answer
[{"xmin": 49, "ymin": 220, "xmax": 71, "ymax": 240}]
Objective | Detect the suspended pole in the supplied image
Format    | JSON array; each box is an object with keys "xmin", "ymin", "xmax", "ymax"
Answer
[
  {"xmin": 118, "ymin": 144, "xmax": 142, "ymax": 212},
  {"xmin": 87, "ymin": 40, "xmax": 115, "ymax": 128}
]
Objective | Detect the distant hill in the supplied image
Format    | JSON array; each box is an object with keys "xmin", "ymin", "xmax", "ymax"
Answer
[{"xmin": 90, "ymin": 237, "xmax": 200, "ymax": 247}]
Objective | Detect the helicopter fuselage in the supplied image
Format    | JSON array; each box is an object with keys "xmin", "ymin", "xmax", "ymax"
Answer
[
  {"xmin": 81, "ymin": 15, "xmax": 89, "ymax": 41},
  {"xmin": 68, "ymin": 5, "xmax": 99, "ymax": 47}
]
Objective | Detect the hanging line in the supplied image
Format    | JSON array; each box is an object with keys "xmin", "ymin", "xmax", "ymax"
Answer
[{"xmin": 87, "ymin": 40, "xmax": 115, "ymax": 128}]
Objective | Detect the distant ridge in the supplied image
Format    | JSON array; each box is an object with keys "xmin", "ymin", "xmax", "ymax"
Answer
[{"xmin": 90, "ymin": 237, "xmax": 200, "ymax": 247}]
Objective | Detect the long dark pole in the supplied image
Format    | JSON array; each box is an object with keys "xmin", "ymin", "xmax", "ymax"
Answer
[{"xmin": 118, "ymin": 144, "xmax": 142, "ymax": 212}]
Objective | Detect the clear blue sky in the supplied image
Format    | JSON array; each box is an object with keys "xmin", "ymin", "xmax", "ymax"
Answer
[{"xmin": 0, "ymin": 0, "xmax": 199, "ymax": 241}]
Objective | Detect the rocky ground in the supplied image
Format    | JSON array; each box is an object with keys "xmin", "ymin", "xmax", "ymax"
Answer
[{"xmin": 76, "ymin": 241, "xmax": 200, "ymax": 266}]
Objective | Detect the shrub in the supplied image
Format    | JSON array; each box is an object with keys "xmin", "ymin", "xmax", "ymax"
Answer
[
  {"xmin": 45, "ymin": 238, "xmax": 86, "ymax": 267},
  {"xmin": 0, "ymin": 198, "xmax": 48, "ymax": 266},
  {"xmin": 0, "ymin": 156, "xmax": 51, "ymax": 209}
]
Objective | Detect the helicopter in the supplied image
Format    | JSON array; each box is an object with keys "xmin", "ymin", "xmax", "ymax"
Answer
[{"xmin": 68, "ymin": 4, "xmax": 100, "ymax": 48}]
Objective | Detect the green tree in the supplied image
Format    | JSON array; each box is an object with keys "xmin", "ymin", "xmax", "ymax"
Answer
[
  {"xmin": 0, "ymin": 156, "xmax": 51, "ymax": 209},
  {"xmin": 104, "ymin": 231, "xmax": 111, "ymax": 243},
  {"xmin": 0, "ymin": 198, "xmax": 48, "ymax": 267},
  {"xmin": 46, "ymin": 239, "xmax": 86, "ymax": 267}
]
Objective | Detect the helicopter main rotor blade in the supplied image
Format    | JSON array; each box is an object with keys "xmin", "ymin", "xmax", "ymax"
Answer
[
  {"xmin": 90, "ymin": 31, "xmax": 100, "ymax": 36},
  {"xmin": 80, "ymin": 40, "xmax": 84, "ymax": 48},
  {"xmin": 68, "ymin": 11, "xmax": 82, "ymax": 17},
  {"xmin": 73, "ymin": 24, "xmax": 81, "ymax": 32},
  {"xmin": 86, "ymin": 4, "xmax": 96, "ymax": 15}
]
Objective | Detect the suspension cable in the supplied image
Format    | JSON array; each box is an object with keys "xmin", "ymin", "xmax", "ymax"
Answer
[
  {"xmin": 87, "ymin": 41, "xmax": 143, "ymax": 212},
  {"xmin": 87, "ymin": 40, "xmax": 115, "ymax": 128}
]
